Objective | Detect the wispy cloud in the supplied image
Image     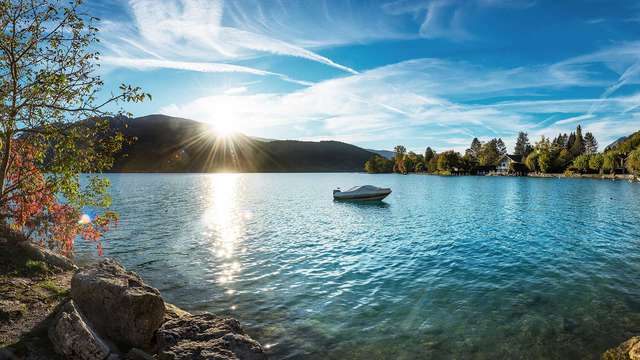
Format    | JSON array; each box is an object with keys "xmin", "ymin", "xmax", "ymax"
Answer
[
  {"xmin": 98, "ymin": 0, "xmax": 358, "ymax": 81},
  {"xmin": 100, "ymin": 56, "xmax": 313, "ymax": 86},
  {"xmin": 158, "ymin": 44, "xmax": 640, "ymax": 152}
]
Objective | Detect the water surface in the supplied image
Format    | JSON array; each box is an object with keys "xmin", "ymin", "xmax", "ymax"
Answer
[{"xmin": 76, "ymin": 173, "xmax": 640, "ymax": 359}]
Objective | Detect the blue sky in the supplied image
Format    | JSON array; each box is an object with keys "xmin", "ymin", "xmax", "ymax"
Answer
[{"xmin": 91, "ymin": 0, "xmax": 640, "ymax": 152}]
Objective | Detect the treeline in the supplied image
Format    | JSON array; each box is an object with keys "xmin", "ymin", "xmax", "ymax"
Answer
[
  {"xmin": 364, "ymin": 124, "xmax": 640, "ymax": 176},
  {"xmin": 569, "ymin": 130, "xmax": 640, "ymax": 176},
  {"xmin": 364, "ymin": 137, "xmax": 515, "ymax": 175}
]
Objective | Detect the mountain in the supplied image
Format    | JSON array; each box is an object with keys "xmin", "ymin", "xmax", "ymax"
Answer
[
  {"xmin": 101, "ymin": 114, "xmax": 375, "ymax": 172},
  {"xmin": 605, "ymin": 136, "xmax": 629, "ymax": 152},
  {"xmin": 366, "ymin": 149, "xmax": 394, "ymax": 159}
]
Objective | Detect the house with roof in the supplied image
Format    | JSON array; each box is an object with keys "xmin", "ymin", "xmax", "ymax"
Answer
[{"xmin": 496, "ymin": 154, "xmax": 527, "ymax": 175}]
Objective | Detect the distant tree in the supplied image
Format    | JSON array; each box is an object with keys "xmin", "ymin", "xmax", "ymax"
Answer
[
  {"xmin": 424, "ymin": 147, "xmax": 435, "ymax": 163},
  {"xmin": 514, "ymin": 132, "xmax": 533, "ymax": 156},
  {"xmin": 556, "ymin": 149, "xmax": 572, "ymax": 169},
  {"xmin": 393, "ymin": 145, "xmax": 407, "ymax": 173},
  {"xmin": 364, "ymin": 156, "xmax": 378, "ymax": 173},
  {"xmin": 496, "ymin": 138, "xmax": 507, "ymax": 156},
  {"xmin": 626, "ymin": 148, "xmax": 640, "ymax": 176},
  {"xmin": 479, "ymin": 139, "xmax": 500, "ymax": 166},
  {"xmin": 415, "ymin": 162, "xmax": 425, "ymax": 173},
  {"xmin": 538, "ymin": 150, "xmax": 552, "ymax": 173},
  {"xmin": 553, "ymin": 133, "xmax": 569, "ymax": 149},
  {"xmin": 365, "ymin": 155, "xmax": 393, "ymax": 173},
  {"xmin": 603, "ymin": 152, "xmax": 618, "ymax": 174},
  {"xmin": 584, "ymin": 132, "xmax": 598, "ymax": 154},
  {"xmin": 589, "ymin": 153, "xmax": 604, "ymax": 173},
  {"xmin": 570, "ymin": 125, "xmax": 585, "ymax": 156},
  {"xmin": 525, "ymin": 152, "xmax": 539, "ymax": 172},
  {"xmin": 403, "ymin": 152, "xmax": 416, "ymax": 173},
  {"xmin": 567, "ymin": 132, "xmax": 576, "ymax": 152},
  {"xmin": 466, "ymin": 138, "xmax": 482, "ymax": 159},
  {"xmin": 427, "ymin": 155, "xmax": 439, "ymax": 173},
  {"xmin": 572, "ymin": 154, "xmax": 590, "ymax": 173},
  {"xmin": 437, "ymin": 150, "xmax": 461, "ymax": 172}
]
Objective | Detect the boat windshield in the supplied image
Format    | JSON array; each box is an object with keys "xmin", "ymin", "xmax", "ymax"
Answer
[{"xmin": 345, "ymin": 185, "xmax": 379, "ymax": 192}]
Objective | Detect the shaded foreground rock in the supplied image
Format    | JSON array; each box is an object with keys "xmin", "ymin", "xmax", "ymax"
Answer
[
  {"xmin": 603, "ymin": 337, "xmax": 640, "ymax": 360},
  {"xmin": 157, "ymin": 314, "xmax": 266, "ymax": 360},
  {"xmin": 48, "ymin": 300, "xmax": 112, "ymax": 360},
  {"xmin": 70, "ymin": 259, "xmax": 165, "ymax": 349}
]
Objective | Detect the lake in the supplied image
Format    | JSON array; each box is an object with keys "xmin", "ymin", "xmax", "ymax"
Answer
[{"xmin": 75, "ymin": 173, "xmax": 640, "ymax": 359}]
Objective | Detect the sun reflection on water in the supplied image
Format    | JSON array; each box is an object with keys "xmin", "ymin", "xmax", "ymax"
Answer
[{"xmin": 202, "ymin": 174, "xmax": 246, "ymax": 291}]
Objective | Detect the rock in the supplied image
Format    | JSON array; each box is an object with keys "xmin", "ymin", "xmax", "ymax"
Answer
[
  {"xmin": 603, "ymin": 337, "xmax": 640, "ymax": 360},
  {"xmin": 17, "ymin": 241, "xmax": 78, "ymax": 271},
  {"xmin": 156, "ymin": 314, "xmax": 266, "ymax": 360},
  {"xmin": 71, "ymin": 259, "xmax": 165, "ymax": 350},
  {"xmin": 48, "ymin": 300, "xmax": 112, "ymax": 360},
  {"xmin": 125, "ymin": 348, "xmax": 155, "ymax": 360},
  {"xmin": 164, "ymin": 302, "xmax": 191, "ymax": 322},
  {"xmin": 0, "ymin": 299, "xmax": 25, "ymax": 321}
]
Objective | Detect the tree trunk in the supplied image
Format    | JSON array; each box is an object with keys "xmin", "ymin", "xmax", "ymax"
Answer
[{"xmin": 0, "ymin": 132, "xmax": 12, "ymax": 199}]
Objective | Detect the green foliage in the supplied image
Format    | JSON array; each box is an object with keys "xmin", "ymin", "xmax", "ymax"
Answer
[
  {"xmin": 525, "ymin": 152, "xmax": 538, "ymax": 172},
  {"xmin": 437, "ymin": 150, "xmax": 461, "ymax": 171},
  {"xmin": 424, "ymin": 147, "xmax": 435, "ymax": 163},
  {"xmin": 603, "ymin": 152, "xmax": 618, "ymax": 174},
  {"xmin": 414, "ymin": 162, "xmax": 425, "ymax": 173},
  {"xmin": 514, "ymin": 132, "xmax": 533, "ymax": 156},
  {"xmin": 537, "ymin": 150, "xmax": 551, "ymax": 173},
  {"xmin": 589, "ymin": 153, "xmax": 604, "ymax": 172},
  {"xmin": 364, "ymin": 155, "xmax": 393, "ymax": 173},
  {"xmin": 627, "ymin": 148, "xmax": 640, "ymax": 175},
  {"xmin": 24, "ymin": 260, "xmax": 49, "ymax": 276},
  {"xmin": 572, "ymin": 154, "xmax": 590, "ymax": 173},
  {"xmin": 393, "ymin": 145, "xmax": 407, "ymax": 173},
  {"xmin": 478, "ymin": 139, "xmax": 501, "ymax": 166},
  {"xmin": 0, "ymin": 0, "xmax": 150, "ymax": 254}
]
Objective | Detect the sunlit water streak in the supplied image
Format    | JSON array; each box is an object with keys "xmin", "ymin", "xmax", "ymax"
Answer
[{"xmin": 75, "ymin": 173, "xmax": 640, "ymax": 359}]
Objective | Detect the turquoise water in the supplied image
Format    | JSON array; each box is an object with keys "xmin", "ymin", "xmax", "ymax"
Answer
[{"xmin": 75, "ymin": 173, "xmax": 640, "ymax": 359}]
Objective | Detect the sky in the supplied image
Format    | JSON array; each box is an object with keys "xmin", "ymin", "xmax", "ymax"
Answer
[{"xmin": 89, "ymin": 0, "xmax": 640, "ymax": 153}]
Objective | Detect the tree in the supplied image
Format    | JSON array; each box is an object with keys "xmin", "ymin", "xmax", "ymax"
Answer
[
  {"xmin": 424, "ymin": 147, "xmax": 435, "ymax": 163},
  {"xmin": 525, "ymin": 152, "xmax": 538, "ymax": 172},
  {"xmin": 626, "ymin": 148, "xmax": 640, "ymax": 176},
  {"xmin": 572, "ymin": 154, "xmax": 590, "ymax": 173},
  {"xmin": 414, "ymin": 162, "xmax": 425, "ymax": 173},
  {"xmin": 570, "ymin": 125, "xmax": 585, "ymax": 156},
  {"xmin": 437, "ymin": 150, "xmax": 461, "ymax": 172},
  {"xmin": 584, "ymin": 132, "xmax": 598, "ymax": 154},
  {"xmin": 538, "ymin": 150, "xmax": 552, "ymax": 173},
  {"xmin": 514, "ymin": 132, "xmax": 533, "ymax": 156},
  {"xmin": 466, "ymin": 138, "xmax": 482, "ymax": 159},
  {"xmin": 1, "ymin": 0, "xmax": 149, "ymax": 254},
  {"xmin": 364, "ymin": 155, "xmax": 393, "ymax": 173},
  {"xmin": 478, "ymin": 139, "xmax": 500, "ymax": 166},
  {"xmin": 496, "ymin": 138, "xmax": 507, "ymax": 156},
  {"xmin": 603, "ymin": 152, "xmax": 618, "ymax": 174},
  {"xmin": 589, "ymin": 153, "xmax": 604, "ymax": 173},
  {"xmin": 393, "ymin": 145, "xmax": 407, "ymax": 173}
]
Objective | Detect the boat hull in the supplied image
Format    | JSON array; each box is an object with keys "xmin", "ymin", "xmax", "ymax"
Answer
[{"xmin": 333, "ymin": 190, "xmax": 391, "ymax": 201}]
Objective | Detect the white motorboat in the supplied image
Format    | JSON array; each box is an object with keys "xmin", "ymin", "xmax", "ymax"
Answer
[{"xmin": 333, "ymin": 185, "xmax": 392, "ymax": 201}]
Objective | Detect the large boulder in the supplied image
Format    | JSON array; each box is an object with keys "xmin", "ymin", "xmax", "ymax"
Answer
[
  {"xmin": 603, "ymin": 337, "xmax": 640, "ymax": 360},
  {"xmin": 48, "ymin": 300, "xmax": 113, "ymax": 360},
  {"xmin": 156, "ymin": 314, "xmax": 266, "ymax": 360},
  {"xmin": 71, "ymin": 259, "xmax": 165, "ymax": 349}
]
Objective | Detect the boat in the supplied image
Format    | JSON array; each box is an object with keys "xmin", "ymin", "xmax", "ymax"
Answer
[{"xmin": 333, "ymin": 185, "xmax": 392, "ymax": 201}]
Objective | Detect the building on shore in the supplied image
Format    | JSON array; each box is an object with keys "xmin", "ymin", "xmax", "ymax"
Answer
[{"xmin": 496, "ymin": 154, "xmax": 527, "ymax": 175}]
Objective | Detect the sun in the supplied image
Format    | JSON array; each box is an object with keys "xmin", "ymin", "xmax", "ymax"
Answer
[{"xmin": 213, "ymin": 121, "xmax": 236, "ymax": 137}]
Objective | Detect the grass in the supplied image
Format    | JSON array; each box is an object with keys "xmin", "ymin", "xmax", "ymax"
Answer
[
  {"xmin": 37, "ymin": 279, "xmax": 69, "ymax": 300},
  {"xmin": 23, "ymin": 260, "xmax": 49, "ymax": 276}
]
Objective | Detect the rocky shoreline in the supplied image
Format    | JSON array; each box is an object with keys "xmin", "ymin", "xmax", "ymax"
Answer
[
  {"xmin": 3, "ymin": 236, "xmax": 640, "ymax": 359},
  {"xmin": 0, "ymin": 237, "xmax": 266, "ymax": 360}
]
